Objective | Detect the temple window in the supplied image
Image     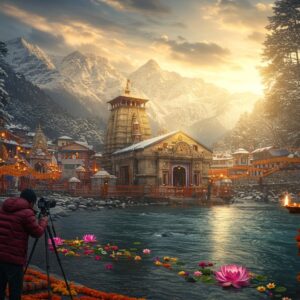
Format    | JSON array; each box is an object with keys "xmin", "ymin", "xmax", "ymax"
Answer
[
  {"xmin": 193, "ymin": 145, "xmax": 198, "ymax": 152},
  {"xmin": 163, "ymin": 172, "xmax": 169, "ymax": 185}
]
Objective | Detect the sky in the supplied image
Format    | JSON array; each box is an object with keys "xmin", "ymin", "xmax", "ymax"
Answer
[{"xmin": 0, "ymin": 0, "xmax": 275, "ymax": 95}]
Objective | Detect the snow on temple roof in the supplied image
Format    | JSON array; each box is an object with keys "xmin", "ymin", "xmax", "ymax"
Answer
[
  {"xmin": 58, "ymin": 136, "xmax": 73, "ymax": 140},
  {"xmin": 232, "ymin": 148, "xmax": 249, "ymax": 155},
  {"xmin": 113, "ymin": 131, "xmax": 178, "ymax": 155},
  {"xmin": 252, "ymin": 146, "xmax": 273, "ymax": 153},
  {"xmin": 93, "ymin": 153, "xmax": 102, "ymax": 157},
  {"xmin": 76, "ymin": 165, "xmax": 85, "ymax": 171},
  {"xmin": 68, "ymin": 177, "xmax": 81, "ymax": 183},
  {"xmin": 92, "ymin": 170, "xmax": 111, "ymax": 178},
  {"xmin": 75, "ymin": 141, "xmax": 93, "ymax": 150}
]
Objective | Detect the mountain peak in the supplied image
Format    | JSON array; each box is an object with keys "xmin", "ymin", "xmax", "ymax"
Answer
[{"xmin": 143, "ymin": 59, "xmax": 161, "ymax": 70}]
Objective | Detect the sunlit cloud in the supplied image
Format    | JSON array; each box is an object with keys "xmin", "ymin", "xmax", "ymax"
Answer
[
  {"xmin": 153, "ymin": 35, "xmax": 230, "ymax": 67},
  {"xmin": 96, "ymin": 0, "xmax": 171, "ymax": 14},
  {"xmin": 203, "ymin": 0, "xmax": 272, "ymax": 32}
]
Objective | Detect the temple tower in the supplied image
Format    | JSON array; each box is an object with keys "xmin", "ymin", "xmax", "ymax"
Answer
[
  {"xmin": 103, "ymin": 80, "xmax": 152, "ymax": 171},
  {"xmin": 30, "ymin": 125, "xmax": 51, "ymax": 173}
]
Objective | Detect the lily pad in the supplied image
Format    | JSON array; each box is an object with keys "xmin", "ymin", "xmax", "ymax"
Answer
[
  {"xmin": 200, "ymin": 275, "xmax": 215, "ymax": 283},
  {"xmin": 274, "ymin": 294, "xmax": 282, "ymax": 298},
  {"xmin": 133, "ymin": 242, "xmax": 141, "ymax": 245},
  {"xmin": 185, "ymin": 276, "xmax": 196, "ymax": 283},
  {"xmin": 254, "ymin": 275, "xmax": 268, "ymax": 282},
  {"xmin": 202, "ymin": 268, "xmax": 212, "ymax": 275},
  {"xmin": 274, "ymin": 286, "xmax": 287, "ymax": 293}
]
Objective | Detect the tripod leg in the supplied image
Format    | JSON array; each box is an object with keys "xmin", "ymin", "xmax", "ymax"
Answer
[
  {"xmin": 44, "ymin": 230, "xmax": 52, "ymax": 300},
  {"xmin": 24, "ymin": 238, "xmax": 39, "ymax": 275},
  {"xmin": 47, "ymin": 226, "xmax": 74, "ymax": 300},
  {"xmin": 49, "ymin": 213, "xmax": 57, "ymax": 237}
]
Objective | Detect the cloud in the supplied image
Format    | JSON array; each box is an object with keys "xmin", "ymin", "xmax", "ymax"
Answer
[
  {"xmin": 154, "ymin": 35, "xmax": 230, "ymax": 67},
  {"xmin": 204, "ymin": 0, "xmax": 272, "ymax": 31},
  {"xmin": 97, "ymin": 0, "xmax": 171, "ymax": 14},
  {"xmin": 248, "ymin": 31, "xmax": 265, "ymax": 43}
]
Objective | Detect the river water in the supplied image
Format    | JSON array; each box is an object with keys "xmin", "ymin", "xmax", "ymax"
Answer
[{"xmin": 29, "ymin": 202, "xmax": 300, "ymax": 300}]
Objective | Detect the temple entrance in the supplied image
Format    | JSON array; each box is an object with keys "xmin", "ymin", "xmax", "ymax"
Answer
[
  {"xmin": 120, "ymin": 166, "xmax": 130, "ymax": 185},
  {"xmin": 34, "ymin": 162, "xmax": 46, "ymax": 173},
  {"xmin": 173, "ymin": 166, "xmax": 186, "ymax": 187}
]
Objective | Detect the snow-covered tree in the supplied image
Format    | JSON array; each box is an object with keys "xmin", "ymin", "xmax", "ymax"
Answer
[
  {"xmin": 0, "ymin": 41, "xmax": 11, "ymax": 125},
  {"xmin": 262, "ymin": 0, "xmax": 300, "ymax": 146}
]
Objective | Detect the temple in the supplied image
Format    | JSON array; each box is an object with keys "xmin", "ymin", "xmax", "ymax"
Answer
[{"xmin": 102, "ymin": 81, "xmax": 212, "ymax": 187}]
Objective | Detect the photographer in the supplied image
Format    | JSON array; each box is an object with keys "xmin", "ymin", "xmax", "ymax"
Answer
[{"xmin": 0, "ymin": 189, "xmax": 48, "ymax": 300}]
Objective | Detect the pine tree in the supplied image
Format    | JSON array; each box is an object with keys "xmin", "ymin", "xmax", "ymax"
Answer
[
  {"xmin": 0, "ymin": 41, "xmax": 11, "ymax": 126},
  {"xmin": 262, "ymin": 0, "xmax": 300, "ymax": 147}
]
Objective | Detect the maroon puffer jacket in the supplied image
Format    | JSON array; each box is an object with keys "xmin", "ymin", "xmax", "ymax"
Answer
[{"xmin": 0, "ymin": 197, "xmax": 47, "ymax": 265}]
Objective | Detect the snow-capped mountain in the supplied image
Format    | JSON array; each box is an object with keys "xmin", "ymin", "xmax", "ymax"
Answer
[{"xmin": 4, "ymin": 37, "xmax": 260, "ymax": 145}]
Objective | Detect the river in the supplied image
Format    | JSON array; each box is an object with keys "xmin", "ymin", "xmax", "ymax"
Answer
[{"xmin": 29, "ymin": 202, "xmax": 300, "ymax": 300}]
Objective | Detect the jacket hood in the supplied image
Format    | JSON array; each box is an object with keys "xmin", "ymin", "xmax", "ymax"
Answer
[{"xmin": 2, "ymin": 197, "xmax": 32, "ymax": 213}]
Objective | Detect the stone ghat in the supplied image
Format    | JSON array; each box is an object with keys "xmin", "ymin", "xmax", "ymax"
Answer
[{"xmin": 17, "ymin": 267, "xmax": 145, "ymax": 300}]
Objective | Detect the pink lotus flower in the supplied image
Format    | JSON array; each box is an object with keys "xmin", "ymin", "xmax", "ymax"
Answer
[
  {"xmin": 194, "ymin": 271, "xmax": 202, "ymax": 277},
  {"xmin": 143, "ymin": 249, "xmax": 151, "ymax": 255},
  {"xmin": 48, "ymin": 237, "xmax": 64, "ymax": 250},
  {"xmin": 111, "ymin": 245, "xmax": 119, "ymax": 251},
  {"xmin": 215, "ymin": 265, "xmax": 250, "ymax": 288},
  {"xmin": 83, "ymin": 234, "xmax": 97, "ymax": 243},
  {"xmin": 94, "ymin": 255, "xmax": 101, "ymax": 261}
]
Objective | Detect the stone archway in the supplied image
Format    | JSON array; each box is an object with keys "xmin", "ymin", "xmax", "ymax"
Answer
[{"xmin": 173, "ymin": 166, "xmax": 186, "ymax": 187}]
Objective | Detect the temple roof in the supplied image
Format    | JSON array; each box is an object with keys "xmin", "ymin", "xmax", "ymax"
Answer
[
  {"xmin": 107, "ymin": 95, "xmax": 148, "ymax": 105},
  {"xmin": 113, "ymin": 130, "xmax": 212, "ymax": 155}
]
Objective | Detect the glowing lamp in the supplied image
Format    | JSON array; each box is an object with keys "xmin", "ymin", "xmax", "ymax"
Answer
[{"xmin": 283, "ymin": 195, "xmax": 289, "ymax": 206}]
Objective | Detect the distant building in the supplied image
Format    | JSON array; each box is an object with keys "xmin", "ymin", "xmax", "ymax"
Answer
[
  {"xmin": 58, "ymin": 141, "xmax": 94, "ymax": 178},
  {"xmin": 30, "ymin": 125, "xmax": 52, "ymax": 173}
]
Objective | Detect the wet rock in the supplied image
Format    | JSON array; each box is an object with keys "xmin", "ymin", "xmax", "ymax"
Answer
[{"xmin": 67, "ymin": 204, "xmax": 77, "ymax": 211}]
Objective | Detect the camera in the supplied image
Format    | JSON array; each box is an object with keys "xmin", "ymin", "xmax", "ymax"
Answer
[{"xmin": 38, "ymin": 197, "xmax": 56, "ymax": 214}]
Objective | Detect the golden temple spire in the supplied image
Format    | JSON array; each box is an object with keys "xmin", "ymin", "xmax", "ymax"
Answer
[{"xmin": 124, "ymin": 79, "xmax": 131, "ymax": 95}]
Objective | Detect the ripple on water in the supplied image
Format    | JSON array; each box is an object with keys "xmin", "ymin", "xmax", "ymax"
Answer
[{"xmin": 29, "ymin": 203, "xmax": 300, "ymax": 300}]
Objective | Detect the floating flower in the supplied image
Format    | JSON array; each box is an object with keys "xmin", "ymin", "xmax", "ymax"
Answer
[
  {"xmin": 94, "ymin": 255, "xmax": 101, "ymax": 261},
  {"xmin": 163, "ymin": 256, "xmax": 170, "ymax": 261},
  {"xmin": 105, "ymin": 263, "xmax": 113, "ymax": 270},
  {"xmin": 155, "ymin": 260, "xmax": 162, "ymax": 266},
  {"xmin": 193, "ymin": 271, "xmax": 202, "ymax": 277},
  {"xmin": 267, "ymin": 282, "xmax": 276, "ymax": 289},
  {"xmin": 111, "ymin": 245, "xmax": 119, "ymax": 251},
  {"xmin": 162, "ymin": 263, "xmax": 171, "ymax": 269},
  {"xmin": 143, "ymin": 249, "xmax": 151, "ymax": 255},
  {"xmin": 48, "ymin": 237, "xmax": 64, "ymax": 251},
  {"xmin": 215, "ymin": 265, "xmax": 250, "ymax": 288},
  {"xmin": 65, "ymin": 251, "xmax": 76, "ymax": 256},
  {"xmin": 83, "ymin": 234, "xmax": 97, "ymax": 243},
  {"xmin": 282, "ymin": 297, "xmax": 292, "ymax": 300},
  {"xmin": 178, "ymin": 271, "xmax": 187, "ymax": 276},
  {"xmin": 83, "ymin": 249, "xmax": 94, "ymax": 255},
  {"xmin": 257, "ymin": 286, "xmax": 266, "ymax": 292},
  {"xmin": 198, "ymin": 261, "xmax": 208, "ymax": 268},
  {"xmin": 134, "ymin": 256, "xmax": 142, "ymax": 261},
  {"xmin": 170, "ymin": 257, "xmax": 178, "ymax": 262}
]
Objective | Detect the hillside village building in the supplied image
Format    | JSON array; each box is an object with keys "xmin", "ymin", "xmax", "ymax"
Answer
[{"xmin": 103, "ymin": 81, "xmax": 212, "ymax": 187}]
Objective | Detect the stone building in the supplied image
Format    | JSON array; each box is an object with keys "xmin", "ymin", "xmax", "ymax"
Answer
[
  {"xmin": 102, "ymin": 80, "xmax": 151, "ymax": 172},
  {"xmin": 112, "ymin": 131, "xmax": 212, "ymax": 186},
  {"xmin": 57, "ymin": 141, "xmax": 94, "ymax": 179}
]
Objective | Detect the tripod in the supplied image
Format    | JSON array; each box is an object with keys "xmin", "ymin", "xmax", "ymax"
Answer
[{"xmin": 24, "ymin": 212, "xmax": 74, "ymax": 300}]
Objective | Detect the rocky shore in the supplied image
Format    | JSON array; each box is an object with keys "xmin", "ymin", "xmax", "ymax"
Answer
[{"xmin": 0, "ymin": 183, "xmax": 298, "ymax": 219}]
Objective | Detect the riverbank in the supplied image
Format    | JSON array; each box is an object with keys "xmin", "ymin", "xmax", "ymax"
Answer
[{"xmin": 22, "ymin": 266, "xmax": 145, "ymax": 300}]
